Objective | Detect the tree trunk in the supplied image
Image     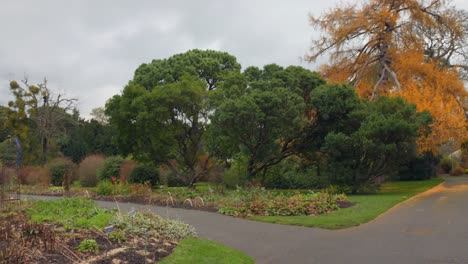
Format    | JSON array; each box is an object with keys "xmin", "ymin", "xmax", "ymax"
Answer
[{"xmin": 41, "ymin": 137, "xmax": 48, "ymax": 167}]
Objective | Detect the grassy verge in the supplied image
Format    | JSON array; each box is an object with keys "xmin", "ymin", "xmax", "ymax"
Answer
[
  {"xmin": 160, "ymin": 238, "xmax": 254, "ymax": 264},
  {"xmin": 249, "ymin": 178, "xmax": 443, "ymax": 229},
  {"xmin": 27, "ymin": 197, "xmax": 113, "ymax": 229}
]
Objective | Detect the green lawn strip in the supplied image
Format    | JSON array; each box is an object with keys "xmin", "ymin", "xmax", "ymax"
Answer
[
  {"xmin": 249, "ymin": 178, "xmax": 444, "ymax": 229},
  {"xmin": 27, "ymin": 198, "xmax": 113, "ymax": 229},
  {"xmin": 160, "ymin": 238, "xmax": 254, "ymax": 264}
]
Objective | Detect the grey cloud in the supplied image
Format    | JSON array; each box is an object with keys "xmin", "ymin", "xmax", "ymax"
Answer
[{"xmin": 1, "ymin": 0, "xmax": 467, "ymax": 117}]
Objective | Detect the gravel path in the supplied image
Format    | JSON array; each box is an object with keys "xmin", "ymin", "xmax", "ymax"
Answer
[{"xmin": 26, "ymin": 177, "xmax": 468, "ymax": 264}]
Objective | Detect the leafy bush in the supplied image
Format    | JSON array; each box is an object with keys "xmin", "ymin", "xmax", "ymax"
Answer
[
  {"xmin": 218, "ymin": 192, "xmax": 347, "ymax": 217},
  {"xmin": 223, "ymin": 155, "xmax": 249, "ymax": 188},
  {"xmin": 119, "ymin": 160, "xmax": 137, "ymax": 183},
  {"xmin": 79, "ymin": 155, "xmax": 105, "ymax": 187},
  {"xmin": 96, "ymin": 180, "xmax": 114, "ymax": 196},
  {"xmin": 263, "ymin": 158, "xmax": 326, "ymax": 189},
  {"xmin": 98, "ymin": 156, "xmax": 123, "ymax": 181},
  {"xmin": 325, "ymin": 185, "xmax": 352, "ymax": 195},
  {"xmin": 398, "ymin": 152, "xmax": 439, "ymax": 181},
  {"xmin": 108, "ymin": 230, "xmax": 126, "ymax": 243},
  {"xmin": 129, "ymin": 164, "xmax": 159, "ymax": 186},
  {"xmin": 440, "ymin": 156, "xmax": 452, "ymax": 173},
  {"xmin": 0, "ymin": 139, "xmax": 17, "ymax": 164},
  {"xmin": 77, "ymin": 239, "xmax": 98, "ymax": 253},
  {"xmin": 47, "ymin": 158, "xmax": 75, "ymax": 187},
  {"xmin": 109, "ymin": 210, "xmax": 197, "ymax": 240},
  {"xmin": 166, "ymin": 173, "xmax": 186, "ymax": 187}
]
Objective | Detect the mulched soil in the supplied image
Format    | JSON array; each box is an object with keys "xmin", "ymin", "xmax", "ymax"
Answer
[{"xmin": 0, "ymin": 211, "xmax": 177, "ymax": 264}]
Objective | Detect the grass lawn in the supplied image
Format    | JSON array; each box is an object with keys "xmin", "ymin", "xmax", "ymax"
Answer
[
  {"xmin": 160, "ymin": 238, "xmax": 254, "ymax": 264},
  {"xmin": 27, "ymin": 197, "xmax": 113, "ymax": 229},
  {"xmin": 249, "ymin": 178, "xmax": 444, "ymax": 229}
]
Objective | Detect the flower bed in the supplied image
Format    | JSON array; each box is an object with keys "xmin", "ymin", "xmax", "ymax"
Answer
[{"xmin": 218, "ymin": 192, "xmax": 349, "ymax": 217}]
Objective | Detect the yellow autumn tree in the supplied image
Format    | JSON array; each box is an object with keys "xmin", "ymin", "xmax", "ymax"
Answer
[{"xmin": 308, "ymin": 0, "xmax": 468, "ymax": 152}]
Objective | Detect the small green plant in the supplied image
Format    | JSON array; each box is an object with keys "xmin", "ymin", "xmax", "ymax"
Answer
[
  {"xmin": 96, "ymin": 180, "xmax": 114, "ymax": 196},
  {"xmin": 76, "ymin": 239, "xmax": 99, "ymax": 253},
  {"xmin": 109, "ymin": 211, "xmax": 197, "ymax": 240},
  {"xmin": 108, "ymin": 230, "xmax": 127, "ymax": 243}
]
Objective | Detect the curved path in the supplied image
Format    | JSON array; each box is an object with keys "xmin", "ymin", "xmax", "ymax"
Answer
[{"xmin": 27, "ymin": 177, "xmax": 468, "ymax": 264}]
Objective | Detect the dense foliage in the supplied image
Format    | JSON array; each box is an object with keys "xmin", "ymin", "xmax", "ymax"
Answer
[
  {"xmin": 98, "ymin": 156, "xmax": 124, "ymax": 181},
  {"xmin": 2, "ymin": 49, "xmax": 454, "ymax": 192},
  {"xmin": 219, "ymin": 192, "xmax": 348, "ymax": 217},
  {"xmin": 47, "ymin": 158, "xmax": 75, "ymax": 187},
  {"xmin": 129, "ymin": 164, "xmax": 159, "ymax": 186}
]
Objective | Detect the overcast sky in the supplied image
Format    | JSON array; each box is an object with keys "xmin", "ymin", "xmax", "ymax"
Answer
[{"xmin": 1, "ymin": 0, "xmax": 467, "ymax": 118}]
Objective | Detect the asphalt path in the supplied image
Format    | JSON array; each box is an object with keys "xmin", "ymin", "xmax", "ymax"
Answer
[{"xmin": 25, "ymin": 177, "xmax": 468, "ymax": 264}]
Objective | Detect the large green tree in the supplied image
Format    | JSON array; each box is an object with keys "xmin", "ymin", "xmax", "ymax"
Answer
[
  {"xmin": 133, "ymin": 49, "xmax": 241, "ymax": 91},
  {"xmin": 208, "ymin": 64, "xmax": 325, "ymax": 181},
  {"xmin": 106, "ymin": 76, "xmax": 211, "ymax": 186},
  {"xmin": 209, "ymin": 87, "xmax": 304, "ymax": 179},
  {"xmin": 60, "ymin": 118, "xmax": 118, "ymax": 163},
  {"xmin": 322, "ymin": 96, "xmax": 432, "ymax": 193},
  {"xmin": 106, "ymin": 50, "xmax": 242, "ymax": 186}
]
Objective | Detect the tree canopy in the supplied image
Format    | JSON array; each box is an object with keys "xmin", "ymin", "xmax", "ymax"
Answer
[
  {"xmin": 132, "ymin": 49, "xmax": 241, "ymax": 91},
  {"xmin": 308, "ymin": 0, "xmax": 468, "ymax": 152}
]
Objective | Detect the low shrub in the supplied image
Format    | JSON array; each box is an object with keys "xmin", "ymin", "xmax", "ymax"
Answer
[
  {"xmin": 129, "ymin": 164, "xmax": 159, "ymax": 186},
  {"xmin": 98, "ymin": 156, "xmax": 123, "ymax": 181},
  {"xmin": 96, "ymin": 180, "xmax": 114, "ymax": 196},
  {"xmin": 47, "ymin": 158, "xmax": 75, "ymax": 187},
  {"xmin": 451, "ymin": 166, "xmax": 465, "ymax": 176},
  {"xmin": 223, "ymin": 156, "xmax": 249, "ymax": 188},
  {"xmin": 166, "ymin": 173, "xmax": 186, "ymax": 187},
  {"xmin": 218, "ymin": 192, "xmax": 348, "ymax": 217},
  {"xmin": 109, "ymin": 210, "xmax": 197, "ymax": 240},
  {"xmin": 398, "ymin": 152, "xmax": 439, "ymax": 181},
  {"xmin": 119, "ymin": 160, "xmax": 137, "ymax": 183},
  {"xmin": 128, "ymin": 182, "xmax": 152, "ymax": 196},
  {"xmin": 77, "ymin": 239, "xmax": 99, "ymax": 253},
  {"xmin": 263, "ymin": 157, "xmax": 328, "ymax": 189},
  {"xmin": 79, "ymin": 155, "xmax": 105, "ymax": 187},
  {"xmin": 108, "ymin": 230, "xmax": 126, "ymax": 243},
  {"xmin": 439, "ymin": 156, "xmax": 452, "ymax": 173},
  {"xmin": 325, "ymin": 185, "xmax": 352, "ymax": 195},
  {"xmin": 19, "ymin": 166, "xmax": 49, "ymax": 186}
]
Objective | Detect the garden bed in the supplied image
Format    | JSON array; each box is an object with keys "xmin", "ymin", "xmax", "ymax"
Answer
[
  {"xmin": 0, "ymin": 198, "xmax": 193, "ymax": 263},
  {"xmin": 22, "ymin": 184, "xmax": 352, "ymax": 218}
]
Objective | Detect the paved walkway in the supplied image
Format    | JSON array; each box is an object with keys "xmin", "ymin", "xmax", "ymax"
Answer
[{"xmin": 27, "ymin": 177, "xmax": 468, "ymax": 264}]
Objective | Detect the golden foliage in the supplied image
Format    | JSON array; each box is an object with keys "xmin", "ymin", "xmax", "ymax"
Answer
[{"xmin": 309, "ymin": 0, "xmax": 468, "ymax": 152}]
